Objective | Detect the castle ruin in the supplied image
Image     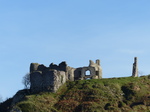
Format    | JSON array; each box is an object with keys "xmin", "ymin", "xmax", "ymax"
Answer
[
  {"xmin": 30, "ymin": 59, "xmax": 102, "ymax": 93},
  {"xmin": 29, "ymin": 57, "xmax": 138, "ymax": 93}
]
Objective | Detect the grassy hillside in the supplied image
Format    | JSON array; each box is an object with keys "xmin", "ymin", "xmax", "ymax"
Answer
[{"xmin": 3, "ymin": 75, "xmax": 150, "ymax": 112}]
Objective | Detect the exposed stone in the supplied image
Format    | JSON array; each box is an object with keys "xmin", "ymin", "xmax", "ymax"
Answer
[
  {"xmin": 49, "ymin": 63, "xmax": 58, "ymax": 70},
  {"xmin": 59, "ymin": 61, "xmax": 67, "ymax": 71},
  {"xmin": 66, "ymin": 66, "xmax": 75, "ymax": 81},
  {"xmin": 11, "ymin": 89, "xmax": 29, "ymax": 106},
  {"xmin": 10, "ymin": 107, "xmax": 22, "ymax": 112},
  {"xmin": 30, "ymin": 63, "xmax": 40, "ymax": 73},
  {"xmin": 37, "ymin": 64, "xmax": 47, "ymax": 72},
  {"xmin": 132, "ymin": 57, "xmax": 138, "ymax": 77},
  {"xmin": 30, "ymin": 71, "xmax": 43, "ymax": 93},
  {"xmin": 30, "ymin": 60, "xmax": 103, "ymax": 93},
  {"xmin": 96, "ymin": 59, "xmax": 100, "ymax": 65}
]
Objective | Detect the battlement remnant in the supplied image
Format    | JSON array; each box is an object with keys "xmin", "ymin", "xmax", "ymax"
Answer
[
  {"xmin": 29, "ymin": 60, "xmax": 102, "ymax": 93},
  {"xmin": 132, "ymin": 57, "xmax": 138, "ymax": 77}
]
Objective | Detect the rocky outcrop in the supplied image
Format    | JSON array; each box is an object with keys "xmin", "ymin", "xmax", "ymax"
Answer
[{"xmin": 11, "ymin": 89, "xmax": 29, "ymax": 106}]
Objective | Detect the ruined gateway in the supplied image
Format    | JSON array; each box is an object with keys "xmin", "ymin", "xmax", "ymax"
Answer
[{"xmin": 30, "ymin": 59, "xmax": 102, "ymax": 93}]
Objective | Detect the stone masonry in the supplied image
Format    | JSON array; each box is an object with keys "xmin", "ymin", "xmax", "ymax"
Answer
[
  {"xmin": 132, "ymin": 57, "xmax": 138, "ymax": 77},
  {"xmin": 30, "ymin": 57, "xmax": 138, "ymax": 93},
  {"xmin": 30, "ymin": 60, "xmax": 102, "ymax": 93}
]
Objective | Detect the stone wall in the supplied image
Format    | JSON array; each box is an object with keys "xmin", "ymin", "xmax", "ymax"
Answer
[
  {"xmin": 30, "ymin": 71, "xmax": 43, "ymax": 93},
  {"xmin": 30, "ymin": 60, "xmax": 102, "ymax": 93},
  {"xmin": 30, "ymin": 62, "xmax": 68, "ymax": 93},
  {"xmin": 74, "ymin": 60, "xmax": 102, "ymax": 80},
  {"xmin": 132, "ymin": 57, "xmax": 138, "ymax": 77}
]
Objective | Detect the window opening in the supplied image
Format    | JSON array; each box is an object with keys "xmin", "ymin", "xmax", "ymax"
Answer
[
  {"xmin": 96, "ymin": 71, "xmax": 99, "ymax": 75},
  {"xmin": 85, "ymin": 70, "xmax": 91, "ymax": 76}
]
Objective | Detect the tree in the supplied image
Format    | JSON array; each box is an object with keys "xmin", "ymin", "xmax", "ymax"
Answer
[
  {"xmin": 22, "ymin": 73, "xmax": 30, "ymax": 89},
  {"xmin": 138, "ymin": 71, "xmax": 144, "ymax": 77}
]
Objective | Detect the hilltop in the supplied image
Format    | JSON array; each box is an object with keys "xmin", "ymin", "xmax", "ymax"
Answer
[{"xmin": 1, "ymin": 75, "xmax": 150, "ymax": 112}]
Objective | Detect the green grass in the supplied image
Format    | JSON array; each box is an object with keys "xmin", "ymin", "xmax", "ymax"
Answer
[{"xmin": 15, "ymin": 75, "xmax": 150, "ymax": 112}]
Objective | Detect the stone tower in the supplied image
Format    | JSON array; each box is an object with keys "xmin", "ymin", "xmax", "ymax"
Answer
[
  {"xmin": 29, "ymin": 60, "xmax": 102, "ymax": 93},
  {"xmin": 132, "ymin": 57, "xmax": 138, "ymax": 77}
]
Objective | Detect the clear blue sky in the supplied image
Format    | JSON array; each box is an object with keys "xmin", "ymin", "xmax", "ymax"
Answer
[{"xmin": 0, "ymin": 0, "xmax": 150, "ymax": 100}]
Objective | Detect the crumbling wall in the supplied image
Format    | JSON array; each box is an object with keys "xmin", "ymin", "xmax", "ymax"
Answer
[
  {"xmin": 30, "ymin": 71, "xmax": 43, "ymax": 93},
  {"xmin": 132, "ymin": 57, "xmax": 138, "ymax": 77},
  {"xmin": 30, "ymin": 62, "xmax": 67, "ymax": 93},
  {"xmin": 30, "ymin": 63, "xmax": 40, "ymax": 72},
  {"xmin": 66, "ymin": 66, "xmax": 75, "ymax": 81},
  {"xmin": 74, "ymin": 68, "xmax": 82, "ymax": 80},
  {"xmin": 74, "ymin": 60, "xmax": 102, "ymax": 80},
  {"xmin": 89, "ymin": 60, "xmax": 102, "ymax": 79},
  {"xmin": 53, "ymin": 70, "xmax": 66, "ymax": 92},
  {"xmin": 30, "ymin": 60, "xmax": 102, "ymax": 93}
]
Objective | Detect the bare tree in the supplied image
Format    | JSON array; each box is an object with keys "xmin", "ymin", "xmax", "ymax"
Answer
[
  {"xmin": 22, "ymin": 73, "xmax": 30, "ymax": 89},
  {"xmin": 138, "ymin": 71, "xmax": 144, "ymax": 77}
]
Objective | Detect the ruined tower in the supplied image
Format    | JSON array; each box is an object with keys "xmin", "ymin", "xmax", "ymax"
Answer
[
  {"xmin": 132, "ymin": 57, "xmax": 138, "ymax": 77},
  {"xmin": 30, "ymin": 59, "xmax": 103, "ymax": 93},
  {"xmin": 74, "ymin": 60, "xmax": 102, "ymax": 80}
]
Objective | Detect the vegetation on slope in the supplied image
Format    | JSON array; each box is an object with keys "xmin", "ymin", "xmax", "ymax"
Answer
[
  {"xmin": 2, "ymin": 75, "xmax": 150, "ymax": 112},
  {"xmin": 0, "ymin": 98, "xmax": 13, "ymax": 112}
]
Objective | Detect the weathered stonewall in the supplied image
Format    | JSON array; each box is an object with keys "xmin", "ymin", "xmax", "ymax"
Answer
[
  {"xmin": 132, "ymin": 57, "xmax": 138, "ymax": 77},
  {"xmin": 30, "ymin": 60, "xmax": 103, "ymax": 93}
]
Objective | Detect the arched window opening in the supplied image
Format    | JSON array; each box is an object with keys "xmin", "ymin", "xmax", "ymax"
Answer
[{"xmin": 85, "ymin": 70, "xmax": 91, "ymax": 76}]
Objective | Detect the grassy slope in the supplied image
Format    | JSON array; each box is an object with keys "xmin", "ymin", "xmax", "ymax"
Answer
[{"xmin": 15, "ymin": 76, "xmax": 150, "ymax": 112}]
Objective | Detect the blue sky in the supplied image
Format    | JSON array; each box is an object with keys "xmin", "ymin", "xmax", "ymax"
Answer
[{"xmin": 0, "ymin": 0, "xmax": 150, "ymax": 99}]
